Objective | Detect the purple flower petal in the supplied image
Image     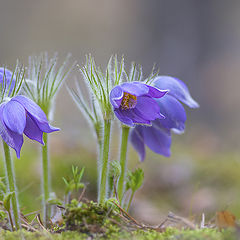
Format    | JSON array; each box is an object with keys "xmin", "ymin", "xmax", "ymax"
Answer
[
  {"xmin": 114, "ymin": 109, "xmax": 134, "ymax": 126},
  {"xmin": 145, "ymin": 85, "xmax": 168, "ymax": 98},
  {"xmin": 134, "ymin": 96, "xmax": 164, "ymax": 122},
  {"xmin": 130, "ymin": 126, "xmax": 145, "ymax": 162},
  {"xmin": 3, "ymin": 100, "xmax": 26, "ymax": 134},
  {"xmin": 153, "ymin": 76, "xmax": 199, "ymax": 108},
  {"xmin": 115, "ymin": 108, "xmax": 151, "ymax": 126},
  {"xmin": 110, "ymin": 82, "xmax": 167, "ymax": 126},
  {"xmin": 120, "ymin": 82, "xmax": 149, "ymax": 96},
  {"xmin": 12, "ymin": 95, "xmax": 48, "ymax": 122},
  {"xmin": 0, "ymin": 103, "xmax": 23, "ymax": 158},
  {"xmin": 155, "ymin": 95, "xmax": 186, "ymax": 133},
  {"xmin": 12, "ymin": 95, "xmax": 59, "ymax": 133},
  {"xmin": 5, "ymin": 128, "xmax": 23, "ymax": 159},
  {"xmin": 110, "ymin": 86, "xmax": 124, "ymax": 108},
  {"xmin": 27, "ymin": 111, "xmax": 60, "ymax": 133},
  {"xmin": 24, "ymin": 114, "xmax": 44, "ymax": 144},
  {"xmin": 142, "ymin": 125, "xmax": 171, "ymax": 157}
]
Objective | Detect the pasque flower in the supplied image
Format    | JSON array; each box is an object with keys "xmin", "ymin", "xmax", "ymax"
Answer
[
  {"xmin": 0, "ymin": 95, "xmax": 59, "ymax": 158},
  {"xmin": 110, "ymin": 82, "xmax": 168, "ymax": 126},
  {"xmin": 130, "ymin": 76, "xmax": 199, "ymax": 161}
]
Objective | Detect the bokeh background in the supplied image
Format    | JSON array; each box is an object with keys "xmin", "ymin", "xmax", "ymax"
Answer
[{"xmin": 1, "ymin": 0, "xmax": 240, "ymax": 224}]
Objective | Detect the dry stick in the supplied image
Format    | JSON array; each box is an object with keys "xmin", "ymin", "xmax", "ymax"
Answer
[
  {"xmin": 21, "ymin": 223, "xmax": 37, "ymax": 232},
  {"xmin": 157, "ymin": 218, "xmax": 169, "ymax": 229},
  {"xmin": 78, "ymin": 185, "xmax": 86, "ymax": 202},
  {"xmin": 56, "ymin": 205, "xmax": 65, "ymax": 210},
  {"xmin": 111, "ymin": 200, "xmax": 170, "ymax": 233},
  {"xmin": 36, "ymin": 214, "xmax": 49, "ymax": 232},
  {"xmin": 112, "ymin": 201, "xmax": 176, "ymax": 232},
  {"xmin": 24, "ymin": 210, "xmax": 40, "ymax": 217},
  {"xmin": 30, "ymin": 214, "xmax": 39, "ymax": 226},
  {"xmin": 21, "ymin": 217, "xmax": 38, "ymax": 232},
  {"xmin": 112, "ymin": 201, "xmax": 142, "ymax": 227},
  {"xmin": 167, "ymin": 212, "xmax": 196, "ymax": 229},
  {"xmin": 20, "ymin": 212, "xmax": 30, "ymax": 223}
]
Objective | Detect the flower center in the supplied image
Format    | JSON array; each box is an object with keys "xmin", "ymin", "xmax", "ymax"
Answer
[{"xmin": 121, "ymin": 92, "xmax": 137, "ymax": 110}]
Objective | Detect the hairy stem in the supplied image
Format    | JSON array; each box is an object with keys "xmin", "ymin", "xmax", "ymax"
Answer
[
  {"xmin": 99, "ymin": 119, "xmax": 111, "ymax": 204},
  {"xmin": 2, "ymin": 141, "xmax": 21, "ymax": 230},
  {"xmin": 117, "ymin": 126, "xmax": 130, "ymax": 204},
  {"xmin": 97, "ymin": 139, "xmax": 103, "ymax": 202},
  {"xmin": 41, "ymin": 132, "xmax": 50, "ymax": 226}
]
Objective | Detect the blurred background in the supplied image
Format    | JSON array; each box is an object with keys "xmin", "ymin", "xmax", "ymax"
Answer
[{"xmin": 1, "ymin": 0, "xmax": 240, "ymax": 224}]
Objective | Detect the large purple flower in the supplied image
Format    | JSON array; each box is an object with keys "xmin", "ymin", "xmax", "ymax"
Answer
[
  {"xmin": 110, "ymin": 82, "xmax": 168, "ymax": 126},
  {"xmin": 130, "ymin": 76, "xmax": 199, "ymax": 161},
  {"xmin": 0, "ymin": 68, "xmax": 16, "ymax": 95},
  {"xmin": 0, "ymin": 95, "xmax": 59, "ymax": 158}
]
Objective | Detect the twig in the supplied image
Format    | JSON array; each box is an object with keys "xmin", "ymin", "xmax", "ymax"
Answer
[
  {"xmin": 20, "ymin": 214, "xmax": 37, "ymax": 232},
  {"xmin": 20, "ymin": 212, "xmax": 29, "ymax": 223},
  {"xmin": 21, "ymin": 223, "xmax": 37, "ymax": 232},
  {"xmin": 36, "ymin": 214, "xmax": 48, "ymax": 232},
  {"xmin": 167, "ymin": 212, "xmax": 196, "ymax": 229},
  {"xmin": 30, "ymin": 214, "xmax": 38, "ymax": 225},
  {"xmin": 56, "ymin": 205, "xmax": 65, "ymax": 210},
  {"xmin": 157, "ymin": 218, "xmax": 169, "ymax": 229},
  {"xmin": 78, "ymin": 185, "xmax": 86, "ymax": 202},
  {"xmin": 24, "ymin": 210, "xmax": 40, "ymax": 217},
  {"xmin": 112, "ymin": 201, "xmax": 142, "ymax": 227}
]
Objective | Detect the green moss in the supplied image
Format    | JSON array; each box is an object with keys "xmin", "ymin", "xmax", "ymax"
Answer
[
  {"xmin": 0, "ymin": 228, "xmax": 237, "ymax": 240},
  {"xmin": 63, "ymin": 200, "xmax": 121, "ymax": 235}
]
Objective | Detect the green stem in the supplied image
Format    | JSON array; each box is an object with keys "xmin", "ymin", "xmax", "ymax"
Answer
[
  {"xmin": 97, "ymin": 137, "xmax": 102, "ymax": 202},
  {"xmin": 99, "ymin": 119, "xmax": 111, "ymax": 204},
  {"xmin": 117, "ymin": 126, "xmax": 130, "ymax": 204},
  {"xmin": 2, "ymin": 141, "xmax": 21, "ymax": 230},
  {"xmin": 127, "ymin": 191, "xmax": 134, "ymax": 212},
  {"xmin": 41, "ymin": 132, "xmax": 50, "ymax": 226}
]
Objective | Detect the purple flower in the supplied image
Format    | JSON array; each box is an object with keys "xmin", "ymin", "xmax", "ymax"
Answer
[
  {"xmin": 0, "ymin": 68, "xmax": 16, "ymax": 95},
  {"xmin": 110, "ymin": 82, "xmax": 168, "ymax": 126},
  {"xmin": 0, "ymin": 95, "xmax": 59, "ymax": 158},
  {"xmin": 130, "ymin": 76, "xmax": 199, "ymax": 161}
]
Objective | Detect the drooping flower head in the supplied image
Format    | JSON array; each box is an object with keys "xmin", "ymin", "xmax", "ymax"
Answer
[
  {"xmin": 130, "ymin": 76, "xmax": 199, "ymax": 161},
  {"xmin": 110, "ymin": 82, "xmax": 168, "ymax": 127},
  {"xmin": 0, "ymin": 67, "xmax": 59, "ymax": 158},
  {"xmin": 0, "ymin": 95, "xmax": 59, "ymax": 158}
]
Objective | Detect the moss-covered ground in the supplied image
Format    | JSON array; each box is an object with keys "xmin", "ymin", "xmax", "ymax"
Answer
[
  {"xmin": 0, "ymin": 228, "xmax": 237, "ymax": 240},
  {"xmin": 1, "ymin": 199, "xmax": 238, "ymax": 240}
]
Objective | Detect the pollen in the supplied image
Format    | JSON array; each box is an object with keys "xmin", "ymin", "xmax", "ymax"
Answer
[{"xmin": 120, "ymin": 92, "xmax": 137, "ymax": 110}]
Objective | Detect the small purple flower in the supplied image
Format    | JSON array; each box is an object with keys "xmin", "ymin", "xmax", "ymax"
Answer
[
  {"xmin": 0, "ymin": 95, "xmax": 59, "ymax": 158},
  {"xmin": 110, "ymin": 82, "xmax": 168, "ymax": 126},
  {"xmin": 130, "ymin": 76, "xmax": 199, "ymax": 161},
  {"xmin": 0, "ymin": 68, "xmax": 16, "ymax": 95}
]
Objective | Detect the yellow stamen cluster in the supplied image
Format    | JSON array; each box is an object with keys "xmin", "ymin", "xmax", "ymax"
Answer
[{"xmin": 121, "ymin": 92, "xmax": 137, "ymax": 110}]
